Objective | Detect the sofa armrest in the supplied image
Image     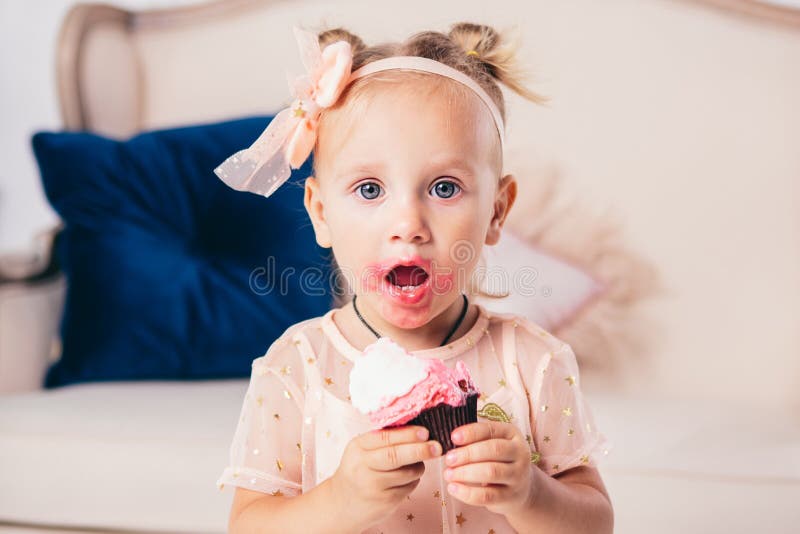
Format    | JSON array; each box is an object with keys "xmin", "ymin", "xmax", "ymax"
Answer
[{"xmin": 0, "ymin": 225, "xmax": 66, "ymax": 394}]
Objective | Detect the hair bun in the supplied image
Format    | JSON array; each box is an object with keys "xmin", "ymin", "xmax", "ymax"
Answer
[
  {"xmin": 449, "ymin": 23, "xmax": 499, "ymax": 70},
  {"xmin": 318, "ymin": 27, "xmax": 367, "ymax": 55},
  {"xmin": 449, "ymin": 22, "xmax": 548, "ymax": 105}
]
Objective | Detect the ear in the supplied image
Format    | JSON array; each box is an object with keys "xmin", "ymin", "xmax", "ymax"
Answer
[
  {"xmin": 485, "ymin": 173, "xmax": 517, "ymax": 246},
  {"xmin": 303, "ymin": 176, "xmax": 332, "ymax": 248}
]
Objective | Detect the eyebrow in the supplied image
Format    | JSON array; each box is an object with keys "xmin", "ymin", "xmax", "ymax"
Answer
[{"xmin": 335, "ymin": 157, "xmax": 477, "ymax": 180}]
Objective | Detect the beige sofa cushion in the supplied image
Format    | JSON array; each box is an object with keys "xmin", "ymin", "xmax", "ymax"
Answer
[
  {"xmin": 2, "ymin": 381, "xmax": 798, "ymax": 533},
  {"xmin": 0, "ymin": 381, "xmax": 240, "ymax": 532}
]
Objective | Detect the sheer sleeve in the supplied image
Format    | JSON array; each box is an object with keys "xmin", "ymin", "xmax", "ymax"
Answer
[
  {"xmin": 515, "ymin": 322, "xmax": 612, "ymax": 476},
  {"xmin": 216, "ymin": 336, "xmax": 305, "ymax": 496},
  {"xmin": 534, "ymin": 344, "xmax": 612, "ymax": 474}
]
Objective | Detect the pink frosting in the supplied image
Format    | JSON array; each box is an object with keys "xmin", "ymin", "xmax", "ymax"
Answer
[{"xmin": 370, "ymin": 359, "xmax": 479, "ymax": 428}]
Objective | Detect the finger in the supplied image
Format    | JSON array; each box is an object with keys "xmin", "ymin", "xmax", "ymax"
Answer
[
  {"xmin": 451, "ymin": 421, "xmax": 518, "ymax": 446},
  {"xmin": 381, "ymin": 461, "xmax": 426, "ymax": 489},
  {"xmin": 444, "ymin": 461, "xmax": 515, "ymax": 485},
  {"xmin": 358, "ymin": 425, "xmax": 429, "ymax": 451},
  {"xmin": 444, "ymin": 438, "xmax": 517, "ymax": 468},
  {"xmin": 366, "ymin": 440, "xmax": 442, "ymax": 471},
  {"xmin": 447, "ymin": 481, "xmax": 511, "ymax": 507}
]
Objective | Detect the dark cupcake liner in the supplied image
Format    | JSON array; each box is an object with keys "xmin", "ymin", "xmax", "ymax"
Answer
[{"xmin": 389, "ymin": 393, "xmax": 479, "ymax": 453}]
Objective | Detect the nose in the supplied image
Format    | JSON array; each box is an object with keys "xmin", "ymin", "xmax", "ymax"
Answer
[{"xmin": 389, "ymin": 194, "xmax": 431, "ymax": 244}]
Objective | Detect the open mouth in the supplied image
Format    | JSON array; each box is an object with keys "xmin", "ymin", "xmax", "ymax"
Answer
[{"xmin": 385, "ymin": 264, "xmax": 430, "ymax": 291}]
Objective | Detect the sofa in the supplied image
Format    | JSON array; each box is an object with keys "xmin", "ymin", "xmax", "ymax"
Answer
[{"xmin": 1, "ymin": 1, "xmax": 799, "ymax": 533}]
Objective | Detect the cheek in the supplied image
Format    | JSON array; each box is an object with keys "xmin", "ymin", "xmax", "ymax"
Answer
[
  {"xmin": 431, "ymin": 215, "xmax": 486, "ymax": 292},
  {"xmin": 434, "ymin": 204, "xmax": 488, "ymax": 251},
  {"xmin": 326, "ymin": 217, "xmax": 376, "ymax": 291}
]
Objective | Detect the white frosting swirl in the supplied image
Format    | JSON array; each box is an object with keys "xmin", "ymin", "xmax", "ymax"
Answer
[{"xmin": 349, "ymin": 337, "xmax": 429, "ymax": 413}]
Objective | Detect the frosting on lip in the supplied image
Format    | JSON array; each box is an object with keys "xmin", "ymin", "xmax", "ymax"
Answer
[{"xmin": 349, "ymin": 337, "xmax": 479, "ymax": 427}]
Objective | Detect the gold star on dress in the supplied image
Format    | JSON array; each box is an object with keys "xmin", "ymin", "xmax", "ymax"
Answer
[
  {"xmin": 275, "ymin": 458, "xmax": 284, "ymax": 471},
  {"xmin": 565, "ymin": 375, "xmax": 576, "ymax": 386},
  {"xmin": 293, "ymin": 104, "xmax": 305, "ymax": 118},
  {"xmin": 433, "ymin": 490, "xmax": 440, "ymax": 498},
  {"xmin": 456, "ymin": 512, "xmax": 467, "ymax": 526},
  {"xmin": 406, "ymin": 513, "xmax": 414, "ymax": 522},
  {"xmin": 273, "ymin": 413, "xmax": 280, "ymax": 421},
  {"xmin": 256, "ymin": 396, "xmax": 263, "ymax": 406},
  {"xmin": 498, "ymin": 378, "xmax": 507, "ymax": 387},
  {"xmin": 280, "ymin": 365, "xmax": 291, "ymax": 376},
  {"xmin": 543, "ymin": 435, "xmax": 551, "ymax": 442},
  {"xmin": 530, "ymin": 451, "xmax": 541, "ymax": 464},
  {"xmin": 271, "ymin": 489, "xmax": 284, "ymax": 497},
  {"xmin": 580, "ymin": 455, "xmax": 590, "ymax": 464},
  {"xmin": 562, "ymin": 407, "xmax": 572, "ymax": 416},
  {"xmin": 568, "ymin": 428, "xmax": 575, "ymax": 436},
  {"xmin": 325, "ymin": 377, "xmax": 334, "ymax": 386}
]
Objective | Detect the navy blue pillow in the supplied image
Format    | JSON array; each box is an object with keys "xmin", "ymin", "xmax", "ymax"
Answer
[{"xmin": 32, "ymin": 116, "xmax": 333, "ymax": 388}]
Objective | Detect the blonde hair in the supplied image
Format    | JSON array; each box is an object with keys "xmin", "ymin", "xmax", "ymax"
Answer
[
  {"xmin": 317, "ymin": 23, "xmax": 546, "ymax": 119},
  {"xmin": 313, "ymin": 23, "xmax": 548, "ymax": 305}
]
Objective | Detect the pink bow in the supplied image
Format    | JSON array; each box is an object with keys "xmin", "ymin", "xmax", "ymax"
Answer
[{"xmin": 214, "ymin": 27, "xmax": 353, "ymax": 197}]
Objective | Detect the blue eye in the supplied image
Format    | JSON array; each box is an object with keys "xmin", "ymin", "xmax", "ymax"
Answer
[
  {"xmin": 430, "ymin": 180, "xmax": 461, "ymax": 199},
  {"xmin": 356, "ymin": 182, "xmax": 382, "ymax": 200}
]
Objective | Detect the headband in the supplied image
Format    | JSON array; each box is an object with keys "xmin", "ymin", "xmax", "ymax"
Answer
[{"xmin": 214, "ymin": 26, "xmax": 505, "ymax": 197}]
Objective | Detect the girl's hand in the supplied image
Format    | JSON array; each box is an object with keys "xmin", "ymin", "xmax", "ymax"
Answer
[
  {"xmin": 443, "ymin": 421, "xmax": 535, "ymax": 516},
  {"xmin": 330, "ymin": 425, "xmax": 443, "ymax": 529}
]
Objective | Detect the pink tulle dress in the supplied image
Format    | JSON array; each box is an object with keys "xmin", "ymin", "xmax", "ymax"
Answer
[{"xmin": 217, "ymin": 303, "xmax": 612, "ymax": 533}]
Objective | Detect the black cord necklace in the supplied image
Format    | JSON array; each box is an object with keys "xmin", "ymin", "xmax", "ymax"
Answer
[{"xmin": 351, "ymin": 293, "xmax": 469, "ymax": 347}]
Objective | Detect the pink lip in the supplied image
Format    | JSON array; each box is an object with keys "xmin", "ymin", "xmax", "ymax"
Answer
[
  {"xmin": 381, "ymin": 276, "xmax": 430, "ymax": 304},
  {"xmin": 362, "ymin": 255, "xmax": 456, "ymax": 304},
  {"xmin": 375, "ymin": 255, "xmax": 432, "ymax": 278},
  {"xmin": 363, "ymin": 255, "xmax": 433, "ymax": 305}
]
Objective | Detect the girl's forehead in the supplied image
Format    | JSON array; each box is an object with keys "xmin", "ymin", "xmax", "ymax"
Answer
[{"xmin": 317, "ymin": 79, "xmax": 499, "ymax": 173}]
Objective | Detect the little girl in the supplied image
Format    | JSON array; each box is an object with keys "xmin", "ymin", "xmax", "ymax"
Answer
[{"xmin": 215, "ymin": 22, "xmax": 613, "ymax": 533}]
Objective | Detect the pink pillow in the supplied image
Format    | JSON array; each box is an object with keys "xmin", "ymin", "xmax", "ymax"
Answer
[
  {"xmin": 475, "ymin": 156, "xmax": 661, "ymax": 374},
  {"xmin": 474, "ymin": 231, "xmax": 604, "ymax": 330}
]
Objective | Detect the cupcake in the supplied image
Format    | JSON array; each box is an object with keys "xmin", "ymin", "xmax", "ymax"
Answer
[{"xmin": 349, "ymin": 337, "xmax": 480, "ymax": 453}]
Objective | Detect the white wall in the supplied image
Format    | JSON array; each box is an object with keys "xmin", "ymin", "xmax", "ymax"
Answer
[{"xmin": 0, "ymin": 0, "xmax": 205, "ymax": 254}]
